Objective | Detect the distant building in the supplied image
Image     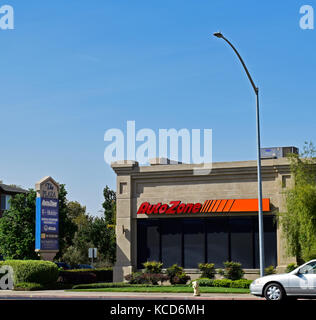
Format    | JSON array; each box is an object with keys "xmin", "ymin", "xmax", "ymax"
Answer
[{"xmin": 0, "ymin": 183, "xmax": 28, "ymax": 217}]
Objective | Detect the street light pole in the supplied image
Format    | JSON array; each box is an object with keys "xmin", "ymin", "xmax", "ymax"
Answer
[{"xmin": 213, "ymin": 32, "xmax": 265, "ymax": 277}]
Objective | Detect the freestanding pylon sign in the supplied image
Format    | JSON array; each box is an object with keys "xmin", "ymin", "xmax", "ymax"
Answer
[{"xmin": 35, "ymin": 176, "xmax": 59, "ymax": 261}]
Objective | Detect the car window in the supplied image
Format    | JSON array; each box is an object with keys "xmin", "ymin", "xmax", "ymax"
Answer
[{"xmin": 299, "ymin": 261, "xmax": 316, "ymax": 274}]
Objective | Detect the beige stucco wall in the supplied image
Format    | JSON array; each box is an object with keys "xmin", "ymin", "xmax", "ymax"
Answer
[{"xmin": 112, "ymin": 159, "xmax": 295, "ymax": 282}]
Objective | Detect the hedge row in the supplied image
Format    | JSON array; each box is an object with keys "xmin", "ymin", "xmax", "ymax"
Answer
[
  {"xmin": 72, "ymin": 282, "xmax": 154, "ymax": 290},
  {"xmin": 72, "ymin": 279, "xmax": 253, "ymax": 290},
  {"xmin": 0, "ymin": 260, "xmax": 59, "ymax": 286},
  {"xmin": 0, "ymin": 261, "xmax": 112, "ymax": 289},
  {"xmin": 194, "ymin": 278, "xmax": 252, "ymax": 289}
]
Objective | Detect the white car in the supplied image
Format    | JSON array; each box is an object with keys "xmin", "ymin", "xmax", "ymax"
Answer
[{"xmin": 250, "ymin": 259, "xmax": 316, "ymax": 300}]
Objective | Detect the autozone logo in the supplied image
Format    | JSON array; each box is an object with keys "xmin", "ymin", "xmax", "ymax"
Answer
[
  {"xmin": 137, "ymin": 199, "xmax": 270, "ymax": 215},
  {"xmin": 137, "ymin": 201, "xmax": 201, "ymax": 215}
]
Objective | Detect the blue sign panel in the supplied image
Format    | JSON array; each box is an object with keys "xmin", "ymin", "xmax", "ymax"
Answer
[
  {"xmin": 35, "ymin": 197, "xmax": 59, "ymax": 251},
  {"xmin": 41, "ymin": 198, "xmax": 59, "ymax": 234}
]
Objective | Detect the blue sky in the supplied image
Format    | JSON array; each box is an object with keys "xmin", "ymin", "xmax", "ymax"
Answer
[{"xmin": 1, "ymin": 1, "xmax": 315, "ymax": 216}]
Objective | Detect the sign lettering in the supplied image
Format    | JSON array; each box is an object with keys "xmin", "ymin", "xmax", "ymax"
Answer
[{"xmin": 137, "ymin": 199, "xmax": 270, "ymax": 215}]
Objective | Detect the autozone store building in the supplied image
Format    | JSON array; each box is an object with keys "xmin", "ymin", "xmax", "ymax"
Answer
[{"xmin": 111, "ymin": 157, "xmax": 295, "ymax": 282}]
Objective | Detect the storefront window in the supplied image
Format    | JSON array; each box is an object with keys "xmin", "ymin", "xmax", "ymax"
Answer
[
  {"xmin": 207, "ymin": 217, "xmax": 229, "ymax": 267},
  {"xmin": 183, "ymin": 220, "xmax": 205, "ymax": 268},
  {"xmin": 254, "ymin": 216, "xmax": 277, "ymax": 268},
  {"xmin": 230, "ymin": 218, "xmax": 254, "ymax": 268},
  {"xmin": 161, "ymin": 220, "xmax": 182, "ymax": 267},
  {"xmin": 137, "ymin": 220, "xmax": 160, "ymax": 268},
  {"xmin": 137, "ymin": 216, "xmax": 277, "ymax": 270}
]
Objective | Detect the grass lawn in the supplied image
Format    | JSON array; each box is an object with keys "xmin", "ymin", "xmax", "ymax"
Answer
[{"xmin": 69, "ymin": 286, "xmax": 249, "ymax": 294}]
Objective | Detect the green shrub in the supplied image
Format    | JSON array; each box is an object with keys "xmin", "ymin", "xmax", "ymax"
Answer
[
  {"xmin": 217, "ymin": 268, "xmax": 223, "ymax": 276},
  {"xmin": 285, "ymin": 263, "xmax": 298, "ymax": 273},
  {"xmin": 193, "ymin": 278, "xmax": 252, "ymax": 289},
  {"xmin": 220, "ymin": 261, "xmax": 244, "ymax": 280},
  {"xmin": 125, "ymin": 272, "xmax": 168, "ymax": 285},
  {"xmin": 171, "ymin": 273, "xmax": 191, "ymax": 285},
  {"xmin": 143, "ymin": 261, "xmax": 163, "ymax": 274},
  {"xmin": 125, "ymin": 272, "xmax": 145, "ymax": 284},
  {"xmin": 198, "ymin": 263, "xmax": 216, "ymax": 279},
  {"xmin": 230, "ymin": 279, "xmax": 252, "ymax": 289},
  {"xmin": 143, "ymin": 273, "xmax": 169, "ymax": 285},
  {"xmin": 166, "ymin": 264, "xmax": 190, "ymax": 285},
  {"xmin": 264, "ymin": 265, "xmax": 276, "ymax": 275},
  {"xmin": 166, "ymin": 264, "xmax": 182, "ymax": 278},
  {"xmin": 0, "ymin": 260, "xmax": 59, "ymax": 286}
]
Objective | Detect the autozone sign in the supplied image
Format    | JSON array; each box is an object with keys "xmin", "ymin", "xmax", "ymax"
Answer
[{"xmin": 137, "ymin": 199, "xmax": 270, "ymax": 215}]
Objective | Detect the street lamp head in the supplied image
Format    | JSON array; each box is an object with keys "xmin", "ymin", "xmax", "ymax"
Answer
[{"xmin": 213, "ymin": 32, "xmax": 223, "ymax": 38}]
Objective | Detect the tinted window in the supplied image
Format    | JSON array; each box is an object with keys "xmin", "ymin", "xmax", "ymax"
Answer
[
  {"xmin": 137, "ymin": 220, "xmax": 160, "ymax": 268},
  {"xmin": 137, "ymin": 215, "xmax": 277, "ymax": 270},
  {"xmin": 161, "ymin": 219, "xmax": 182, "ymax": 267},
  {"xmin": 254, "ymin": 216, "xmax": 277, "ymax": 268},
  {"xmin": 183, "ymin": 220, "xmax": 205, "ymax": 268},
  {"xmin": 230, "ymin": 218, "xmax": 253, "ymax": 268},
  {"xmin": 207, "ymin": 217, "xmax": 229, "ymax": 267}
]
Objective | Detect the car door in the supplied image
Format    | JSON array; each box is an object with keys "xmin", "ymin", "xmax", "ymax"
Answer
[{"xmin": 288, "ymin": 261, "xmax": 316, "ymax": 296}]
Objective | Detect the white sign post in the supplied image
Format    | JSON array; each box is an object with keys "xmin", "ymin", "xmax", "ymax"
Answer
[{"xmin": 88, "ymin": 248, "xmax": 97, "ymax": 266}]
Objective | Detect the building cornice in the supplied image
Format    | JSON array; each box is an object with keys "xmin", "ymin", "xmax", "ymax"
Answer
[{"xmin": 111, "ymin": 158, "xmax": 291, "ymax": 180}]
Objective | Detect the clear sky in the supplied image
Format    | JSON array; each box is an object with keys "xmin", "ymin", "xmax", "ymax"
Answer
[{"xmin": 1, "ymin": 1, "xmax": 315, "ymax": 216}]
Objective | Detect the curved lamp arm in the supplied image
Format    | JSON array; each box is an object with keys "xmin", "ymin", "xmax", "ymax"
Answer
[{"xmin": 213, "ymin": 32, "xmax": 258, "ymax": 95}]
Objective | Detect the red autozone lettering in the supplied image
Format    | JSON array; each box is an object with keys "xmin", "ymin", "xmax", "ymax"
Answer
[
  {"xmin": 137, "ymin": 201, "xmax": 202, "ymax": 215},
  {"xmin": 166, "ymin": 201, "xmax": 180, "ymax": 214}
]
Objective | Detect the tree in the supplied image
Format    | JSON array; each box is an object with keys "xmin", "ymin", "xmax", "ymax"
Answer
[
  {"xmin": 101, "ymin": 186, "xmax": 116, "ymax": 264},
  {"xmin": 0, "ymin": 190, "xmax": 38, "ymax": 260},
  {"xmin": 61, "ymin": 186, "xmax": 117, "ymax": 266},
  {"xmin": 61, "ymin": 202, "xmax": 92, "ymax": 266},
  {"xmin": 62, "ymin": 222, "xmax": 94, "ymax": 266},
  {"xmin": 54, "ymin": 184, "xmax": 77, "ymax": 260},
  {"xmin": 67, "ymin": 201, "xmax": 86, "ymax": 221},
  {"xmin": 103, "ymin": 186, "xmax": 116, "ymax": 225},
  {"xmin": 67, "ymin": 201, "xmax": 88, "ymax": 229},
  {"xmin": 279, "ymin": 142, "xmax": 316, "ymax": 263},
  {"xmin": 63, "ymin": 215, "xmax": 116, "ymax": 266},
  {"xmin": 89, "ymin": 216, "xmax": 116, "ymax": 264}
]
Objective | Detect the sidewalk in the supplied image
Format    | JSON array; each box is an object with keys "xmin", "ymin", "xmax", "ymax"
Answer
[{"xmin": 0, "ymin": 290, "xmax": 263, "ymax": 300}]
